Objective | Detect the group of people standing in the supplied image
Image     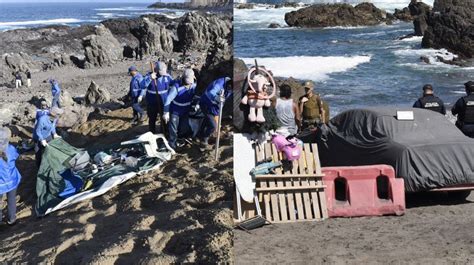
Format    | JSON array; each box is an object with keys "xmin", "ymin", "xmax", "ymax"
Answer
[
  {"xmin": 273, "ymin": 80, "xmax": 474, "ymax": 139},
  {"xmin": 274, "ymin": 80, "xmax": 328, "ymax": 136},
  {"xmin": 412, "ymin": 81, "xmax": 474, "ymax": 137},
  {"xmin": 127, "ymin": 61, "xmax": 232, "ymax": 150},
  {"xmin": 14, "ymin": 70, "xmax": 32, "ymax": 89},
  {"xmin": 0, "ymin": 75, "xmax": 63, "ymax": 226}
]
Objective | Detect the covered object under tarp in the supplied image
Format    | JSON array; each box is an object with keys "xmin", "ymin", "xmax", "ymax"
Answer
[
  {"xmin": 317, "ymin": 107, "xmax": 474, "ymax": 192},
  {"xmin": 36, "ymin": 138, "xmax": 164, "ymax": 216}
]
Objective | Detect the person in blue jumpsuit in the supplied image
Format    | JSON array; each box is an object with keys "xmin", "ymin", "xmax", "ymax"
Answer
[
  {"xmin": 141, "ymin": 61, "xmax": 174, "ymax": 134},
  {"xmin": 50, "ymin": 79, "xmax": 61, "ymax": 108},
  {"xmin": 199, "ymin": 77, "xmax": 232, "ymax": 148},
  {"xmin": 163, "ymin": 69, "xmax": 196, "ymax": 150},
  {"xmin": 128, "ymin": 66, "xmax": 145, "ymax": 125},
  {"xmin": 33, "ymin": 102, "xmax": 60, "ymax": 168},
  {"xmin": 0, "ymin": 127, "xmax": 21, "ymax": 226}
]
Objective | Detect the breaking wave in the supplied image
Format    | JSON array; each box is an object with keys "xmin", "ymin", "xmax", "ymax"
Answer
[
  {"xmin": 240, "ymin": 55, "xmax": 372, "ymax": 81},
  {"xmin": 0, "ymin": 18, "xmax": 82, "ymax": 27}
]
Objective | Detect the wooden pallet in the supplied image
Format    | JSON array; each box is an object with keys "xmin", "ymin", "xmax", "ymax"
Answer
[{"xmin": 234, "ymin": 143, "xmax": 328, "ymax": 223}]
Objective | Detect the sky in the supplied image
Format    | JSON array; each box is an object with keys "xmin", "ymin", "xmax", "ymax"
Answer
[{"xmin": 0, "ymin": 0, "xmax": 156, "ymax": 2}]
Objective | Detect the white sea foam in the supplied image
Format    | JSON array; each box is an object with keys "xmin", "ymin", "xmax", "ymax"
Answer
[
  {"xmin": 240, "ymin": 55, "xmax": 372, "ymax": 81},
  {"xmin": 94, "ymin": 7, "xmax": 148, "ymax": 11},
  {"xmin": 97, "ymin": 13, "xmax": 132, "ymax": 18},
  {"xmin": 0, "ymin": 18, "xmax": 82, "ymax": 27},
  {"xmin": 399, "ymin": 36, "xmax": 423, "ymax": 42},
  {"xmin": 393, "ymin": 48, "xmax": 457, "ymax": 61},
  {"xmin": 324, "ymin": 25, "xmax": 369, "ymax": 30},
  {"xmin": 370, "ymin": 0, "xmax": 434, "ymax": 13}
]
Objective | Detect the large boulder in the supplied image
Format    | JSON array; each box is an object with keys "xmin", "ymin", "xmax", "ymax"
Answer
[
  {"xmin": 85, "ymin": 81, "xmax": 111, "ymax": 105},
  {"xmin": 284, "ymin": 3, "xmax": 391, "ymax": 28},
  {"xmin": 131, "ymin": 18, "xmax": 174, "ymax": 57},
  {"xmin": 408, "ymin": 0, "xmax": 432, "ymax": 36},
  {"xmin": 422, "ymin": 0, "xmax": 474, "ymax": 58},
  {"xmin": 4, "ymin": 52, "xmax": 37, "ymax": 72},
  {"xmin": 393, "ymin": 7, "xmax": 413, "ymax": 22},
  {"xmin": 268, "ymin": 23, "xmax": 282, "ymax": 29},
  {"xmin": 0, "ymin": 103, "xmax": 16, "ymax": 125},
  {"xmin": 83, "ymin": 24, "xmax": 123, "ymax": 68},
  {"xmin": 60, "ymin": 90, "xmax": 75, "ymax": 108},
  {"xmin": 177, "ymin": 13, "xmax": 231, "ymax": 52}
]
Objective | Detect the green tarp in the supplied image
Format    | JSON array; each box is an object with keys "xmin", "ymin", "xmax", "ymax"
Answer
[
  {"xmin": 35, "ymin": 138, "xmax": 82, "ymax": 216},
  {"xmin": 35, "ymin": 138, "xmax": 163, "ymax": 216}
]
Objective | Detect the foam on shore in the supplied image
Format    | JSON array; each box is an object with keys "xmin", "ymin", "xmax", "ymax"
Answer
[{"xmin": 240, "ymin": 55, "xmax": 372, "ymax": 81}]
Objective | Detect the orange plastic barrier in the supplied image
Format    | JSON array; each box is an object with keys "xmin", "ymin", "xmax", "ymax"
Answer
[{"xmin": 322, "ymin": 165, "xmax": 405, "ymax": 217}]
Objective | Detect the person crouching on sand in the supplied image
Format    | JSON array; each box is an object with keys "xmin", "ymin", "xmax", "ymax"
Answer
[
  {"xmin": 163, "ymin": 69, "xmax": 196, "ymax": 150},
  {"xmin": 33, "ymin": 101, "xmax": 61, "ymax": 168}
]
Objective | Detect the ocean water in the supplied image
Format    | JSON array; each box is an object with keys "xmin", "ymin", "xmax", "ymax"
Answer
[
  {"xmin": 0, "ymin": 2, "xmax": 186, "ymax": 31},
  {"xmin": 234, "ymin": 3, "xmax": 473, "ymax": 116}
]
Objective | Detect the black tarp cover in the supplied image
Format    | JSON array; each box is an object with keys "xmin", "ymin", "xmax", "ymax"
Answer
[{"xmin": 318, "ymin": 107, "xmax": 474, "ymax": 192}]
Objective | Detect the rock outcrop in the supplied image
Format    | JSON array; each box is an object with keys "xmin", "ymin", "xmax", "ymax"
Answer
[
  {"xmin": 235, "ymin": 3, "xmax": 254, "ymax": 9},
  {"xmin": 408, "ymin": 0, "xmax": 432, "ymax": 36},
  {"xmin": 284, "ymin": 3, "xmax": 391, "ymax": 28},
  {"xmin": 197, "ymin": 40, "xmax": 232, "ymax": 94},
  {"xmin": 177, "ymin": 13, "xmax": 232, "ymax": 52},
  {"xmin": 393, "ymin": 7, "xmax": 413, "ymax": 22},
  {"xmin": 85, "ymin": 81, "xmax": 111, "ymax": 105},
  {"xmin": 131, "ymin": 18, "xmax": 174, "ymax": 57},
  {"xmin": 268, "ymin": 23, "xmax": 282, "ymax": 29},
  {"xmin": 83, "ymin": 25, "xmax": 123, "ymax": 68},
  {"xmin": 422, "ymin": 0, "xmax": 474, "ymax": 58}
]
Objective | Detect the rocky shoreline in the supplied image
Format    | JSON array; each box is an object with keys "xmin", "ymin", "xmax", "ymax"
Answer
[
  {"xmin": 0, "ymin": 11, "xmax": 232, "ymax": 130},
  {"xmin": 422, "ymin": 0, "xmax": 474, "ymax": 59},
  {"xmin": 280, "ymin": 0, "xmax": 472, "ymax": 63}
]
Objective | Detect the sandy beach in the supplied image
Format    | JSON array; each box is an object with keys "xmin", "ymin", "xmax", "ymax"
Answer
[
  {"xmin": 235, "ymin": 193, "xmax": 473, "ymax": 264},
  {"xmin": 0, "ymin": 105, "xmax": 234, "ymax": 263}
]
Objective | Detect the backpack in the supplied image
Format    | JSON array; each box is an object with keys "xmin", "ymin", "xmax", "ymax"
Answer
[{"xmin": 271, "ymin": 134, "xmax": 302, "ymax": 161}]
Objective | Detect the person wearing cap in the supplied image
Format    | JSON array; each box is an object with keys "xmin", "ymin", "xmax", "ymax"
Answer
[
  {"xmin": 198, "ymin": 77, "xmax": 233, "ymax": 148},
  {"xmin": 0, "ymin": 127, "xmax": 21, "ymax": 226},
  {"xmin": 128, "ymin": 66, "xmax": 145, "ymax": 125},
  {"xmin": 14, "ymin": 72, "xmax": 22, "ymax": 89},
  {"xmin": 33, "ymin": 102, "xmax": 60, "ymax": 167},
  {"xmin": 412, "ymin": 84, "xmax": 446, "ymax": 114},
  {"xmin": 163, "ymin": 69, "xmax": 197, "ymax": 149},
  {"xmin": 275, "ymin": 83, "xmax": 300, "ymax": 136},
  {"xmin": 50, "ymin": 79, "xmax": 61, "ymax": 108},
  {"xmin": 299, "ymin": 81, "xmax": 325, "ymax": 129},
  {"xmin": 141, "ymin": 61, "xmax": 174, "ymax": 134},
  {"xmin": 452, "ymin": 81, "xmax": 474, "ymax": 137}
]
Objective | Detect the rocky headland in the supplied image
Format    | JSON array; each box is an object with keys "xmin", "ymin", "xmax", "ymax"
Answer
[
  {"xmin": 284, "ymin": 3, "xmax": 392, "ymax": 28},
  {"xmin": 422, "ymin": 0, "xmax": 474, "ymax": 59}
]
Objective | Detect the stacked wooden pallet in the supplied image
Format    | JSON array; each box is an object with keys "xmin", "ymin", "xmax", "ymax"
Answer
[{"xmin": 235, "ymin": 142, "xmax": 328, "ymax": 223}]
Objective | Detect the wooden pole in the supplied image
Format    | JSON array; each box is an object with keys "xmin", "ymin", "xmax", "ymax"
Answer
[{"xmin": 215, "ymin": 89, "xmax": 225, "ymax": 161}]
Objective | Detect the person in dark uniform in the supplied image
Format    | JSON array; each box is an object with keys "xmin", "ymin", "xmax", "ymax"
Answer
[
  {"xmin": 452, "ymin": 81, "xmax": 474, "ymax": 137},
  {"xmin": 412, "ymin": 84, "xmax": 446, "ymax": 114}
]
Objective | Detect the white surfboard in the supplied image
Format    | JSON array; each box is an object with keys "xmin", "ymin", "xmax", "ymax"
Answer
[{"xmin": 233, "ymin": 133, "xmax": 256, "ymax": 203}]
